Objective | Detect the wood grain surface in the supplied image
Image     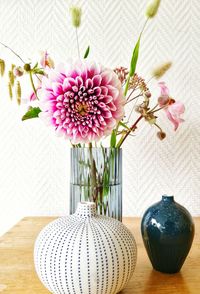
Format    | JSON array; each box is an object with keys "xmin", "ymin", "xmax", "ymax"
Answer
[{"xmin": 0, "ymin": 217, "xmax": 200, "ymax": 293}]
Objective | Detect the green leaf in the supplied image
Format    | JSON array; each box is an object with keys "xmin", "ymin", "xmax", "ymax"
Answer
[
  {"xmin": 33, "ymin": 62, "xmax": 38, "ymax": 69},
  {"xmin": 32, "ymin": 68, "xmax": 45, "ymax": 75},
  {"xmin": 119, "ymin": 121, "xmax": 131, "ymax": 131},
  {"xmin": 110, "ymin": 130, "xmax": 117, "ymax": 148},
  {"xmin": 84, "ymin": 46, "xmax": 90, "ymax": 59},
  {"xmin": 129, "ymin": 35, "xmax": 141, "ymax": 77},
  {"xmin": 22, "ymin": 107, "xmax": 41, "ymax": 121},
  {"xmin": 124, "ymin": 35, "xmax": 141, "ymax": 96}
]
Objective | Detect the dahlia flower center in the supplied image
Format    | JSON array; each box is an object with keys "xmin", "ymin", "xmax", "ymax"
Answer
[{"xmin": 75, "ymin": 102, "xmax": 90, "ymax": 116}]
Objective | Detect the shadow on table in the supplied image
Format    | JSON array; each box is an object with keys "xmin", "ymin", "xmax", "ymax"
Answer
[
  {"xmin": 119, "ymin": 269, "xmax": 191, "ymax": 294},
  {"xmin": 141, "ymin": 269, "xmax": 191, "ymax": 294}
]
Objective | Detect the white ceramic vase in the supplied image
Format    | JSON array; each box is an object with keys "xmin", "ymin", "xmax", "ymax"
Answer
[{"xmin": 34, "ymin": 202, "xmax": 137, "ymax": 294}]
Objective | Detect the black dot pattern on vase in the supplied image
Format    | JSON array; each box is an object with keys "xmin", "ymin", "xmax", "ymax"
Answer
[
  {"xmin": 96, "ymin": 219, "xmax": 120, "ymax": 294},
  {"xmin": 34, "ymin": 202, "xmax": 137, "ymax": 294}
]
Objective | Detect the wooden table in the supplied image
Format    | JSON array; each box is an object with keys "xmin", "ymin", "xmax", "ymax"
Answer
[{"xmin": 0, "ymin": 217, "xmax": 200, "ymax": 293}]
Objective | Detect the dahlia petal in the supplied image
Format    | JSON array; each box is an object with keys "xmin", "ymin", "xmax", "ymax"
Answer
[
  {"xmin": 53, "ymin": 110, "xmax": 61, "ymax": 118},
  {"xmin": 88, "ymin": 63, "xmax": 100, "ymax": 78},
  {"xmin": 55, "ymin": 126, "xmax": 65, "ymax": 137},
  {"xmin": 63, "ymin": 78, "xmax": 72, "ymax": 92},
  {"xmin": 107, "ymin": 102, "xmax": 117, "ymax": 111},
  {"xmin": 85, "ymin": 79, "xmax": 93, "ymax": 89},
  {"xmin": 112, "ymin": 108, "xmax": 124, "ymax": 120},
  {"xmin": 66, "ymin": 77, "xmax": 77, "ymax": 87},
  {"xmin": 81, "ymin": 69, "xmax": 88, "ymax": 82},
  {"xmin": 98, "ymin": 102, "xmax": 107, "ymax": 109},
  {"xmin": 56, "ymin": 95, "xmax": 63, "ymax": 102},
  {"xmin": 106, "ymin": 118, "xmax": 117, "ymax": 128},
  {"xmin": 102, "ymin": 95, "xmax": 113, "ymax": 104},
  {"xmin": 48, "ymin": 70, "xmax": 65, "ymax": 84},
  {"xmin": 93, "ymin": 87, "xmax": 101, "ymax": 96},
  {"xmin": 107, "ymin": 85, "xmax": 119, "ymax": 100},
  {"xmin": 100, "ymin": 86, "xmax": 108, "ymax": 96},
  {"xmin": 75, "ymin": 76, "xmax": 83, "ymax": 88},
  {"xmin": 92, "ymin": 75, "xmax": 102, "ymax": 87},
  {"xmin": 102, "ymin": 110, "xmax": 112, "ymax": 118},
  {"xmin": 101, "ymin": 70, "xmax": 113, "ymax": 85},
  {"xmin": 52, "ymin": 82, "xmax": 63, "ymax": 95}
]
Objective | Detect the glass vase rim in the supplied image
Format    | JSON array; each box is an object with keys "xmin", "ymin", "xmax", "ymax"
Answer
[{"xmin": 70, "ymin": 146, "xmax": 122, "ymax": 150}]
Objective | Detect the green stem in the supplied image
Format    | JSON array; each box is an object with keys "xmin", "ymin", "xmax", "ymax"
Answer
[
  {"xmin": 29, "ymin": 71, "xmax": 38, "ymax": 99},
  {"xmin": 75, "ymin": 28, "xmax": 80, "ymax": 59},
  {"xmin": 89, "ymin": 142, "xmax": 97, "ymax": 202},
  {"xmin": 124, "ymin": 75, "xmax": 130, "ymax": 97}
]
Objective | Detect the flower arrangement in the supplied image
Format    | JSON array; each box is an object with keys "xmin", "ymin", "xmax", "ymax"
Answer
[{"xmin": 0, "ymin": 0, "xmax": 185, "ymax": 149}]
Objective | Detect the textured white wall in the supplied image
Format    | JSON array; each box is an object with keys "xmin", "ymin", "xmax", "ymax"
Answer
[{"xmin": 0, "ymin": 0, "xmax": 199, "ymax": 236}]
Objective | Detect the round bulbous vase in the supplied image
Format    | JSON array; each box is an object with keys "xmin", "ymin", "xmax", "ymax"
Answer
[
  {"xmin": 141, "ymin": 195, "xmax": 195, "ymax": 274},
  {"xmin": 34, "ymin": 202, "xmax": 137, "ymax": 294}
]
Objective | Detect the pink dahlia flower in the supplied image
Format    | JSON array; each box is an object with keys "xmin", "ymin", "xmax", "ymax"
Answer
[
  {"xmin": 38, "ymin": 62, "xmax": 124, "ymax": 143},
  {"xmin": 158, "ymin": 82, "xmax": 185, "ymax": 131}
]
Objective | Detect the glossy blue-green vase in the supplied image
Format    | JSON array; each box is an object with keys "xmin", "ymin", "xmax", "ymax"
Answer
[{"xmin": 141, "ymin": 195, "xmax": 195, "ymax": 273}]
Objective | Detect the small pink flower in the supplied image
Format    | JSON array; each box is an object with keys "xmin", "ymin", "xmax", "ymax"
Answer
[
  {"xmin": 13, "ymin": 66, "xmax": 24, "ymax": 77},
  {"xmin": 158, "ymin": 82, "xmax": 185, "ymax": 131},
  {"xmin": 29, "ymin": 90, "xmax": 37, "ymax": 101},
  {"xmin": 40, "ymin": 51, "xmax": 54, "ymax": 68},
  {"xmin": 38, "ymin": 61, "xmax": 124, "ymax": 143},
  {"xmin": 165, "ymin": 102, "xmax": 185, "ymax": 131},
  {"xmin": 29, "ymin": 84, "xmax": 41, "ymax": 101}
]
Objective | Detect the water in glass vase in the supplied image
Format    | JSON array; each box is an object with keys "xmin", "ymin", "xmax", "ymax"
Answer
[{"xmin": 70, "ymin": 147, "xmax": 122, "ymax": 221}]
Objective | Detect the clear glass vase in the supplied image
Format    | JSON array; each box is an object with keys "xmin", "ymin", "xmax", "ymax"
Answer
[{"xmin": 70, "ymin": 147, "xmax": 122, "ymax": 221}]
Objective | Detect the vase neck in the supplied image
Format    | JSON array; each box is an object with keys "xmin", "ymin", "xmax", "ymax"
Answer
[
  {"xmin": 75, "ymin": 202, "xmax": 97, "ymax": 218},
  {"xmin": 162, "ymin": 195, "xmax": 174, "ymax": 202}
]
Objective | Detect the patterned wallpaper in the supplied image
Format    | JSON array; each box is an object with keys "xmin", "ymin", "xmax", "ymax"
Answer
[{"xmin": 0, "ymin": 0, "xmax": 199, "ymax": 235}]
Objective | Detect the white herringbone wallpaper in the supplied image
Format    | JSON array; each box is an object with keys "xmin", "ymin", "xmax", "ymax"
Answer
[{"xmin": 0, "ymin": 0, "xmax": 199, "ymax": 235}]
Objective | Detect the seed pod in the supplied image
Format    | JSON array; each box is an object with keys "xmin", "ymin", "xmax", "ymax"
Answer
[
  {"xmin": 8, "ymin": 70, "xmax": 15, "ymax": 86},
  {"xmin": 16, "ymin": 81, "xmax": 21, "ymax": 105},
  {"xmin": 70, "ymin": 6, "xmax": 82, "ymax": 28},
  {"xmin": 146, "ymin": 0, "xmax": 161, "ymax": 18},
  {"xmin": 0, "ymin": 59, "xmax": 5, "ymax": 76},
  {"xmin": 24, "ymin": 63, "xmax": 31, "ymax": 72},
  {"xmin": 157, "ymin": 131, "xmax": 166, "ymax": 140},
  {"xmin": 8, "ymin": 82, "xmax": 13, "ymax": 100},
  {"xmin": 152, "ymin": 62, "xmax": 172, "ymax": 79}
]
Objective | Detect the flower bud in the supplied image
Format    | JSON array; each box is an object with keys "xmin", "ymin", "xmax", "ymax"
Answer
[
  {"xmin": 146, "ymin": 0, "xmax": 161, "ymax": 18},
  {"xmin": 152, "ymin": 62, "xmax": 172, "ymax": 79},
  {"xmin": 70, "ymin": 6, "xmax": 82, "ymax": 28},
  {"xmin": 157, "ymin": 131, "xmax": 166, "ymax": 140},
  {"xmin": 24, "ymin": 63, "xmax": 31, "ymax": 72},
  {"xmin": 0, "ymin": 59, "xmax": 5, "ymax": 76},
  {"xmin": 13, "ymin": 66, "xmax": 24, "ymax": 77},
  {"xmin": 145, "ymin": 91, "xmax": 151, "ymax": 98}
]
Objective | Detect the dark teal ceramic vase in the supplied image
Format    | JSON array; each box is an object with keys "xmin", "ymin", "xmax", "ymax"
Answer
[{"xmin": 141, "ymin": 195, "xmax": 195, "ymax": 273}]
